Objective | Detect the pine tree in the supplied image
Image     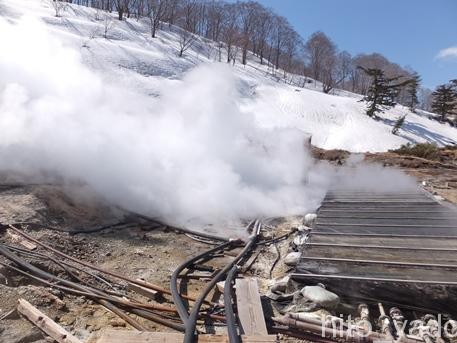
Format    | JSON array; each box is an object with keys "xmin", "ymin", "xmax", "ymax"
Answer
[
  {"xmin": 357, "ymin": 67, "xmax": 412, "ymax": 117},
  {"xmin": 392, "ymin": 115, "xmax": 406, "ymax": 135},
  {"xmin": 431, "ymin": 84, "xmax": 456, "ymax": 121},
  {"xmin": 406, "ymin": 72, "xmax": 421, "ymax": 113}
]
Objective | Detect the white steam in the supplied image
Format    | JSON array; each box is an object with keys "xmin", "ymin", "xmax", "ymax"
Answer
[{"xmin": 0, "ymin": 16, "xmax": 328, "ymax": 228}]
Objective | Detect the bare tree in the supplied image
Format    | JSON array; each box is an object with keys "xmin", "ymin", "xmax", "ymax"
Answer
[
  {"xmin": 205, "ymin": 1, "xmax": 224, "ymax": 42},
  {"xmin": 103, "ymin": 13, "xmax": 115, "ymax": 38},
  {"xmin": 320, "ymin": 50, "xmax": 352, "ymax": 93},
  {"xmin": 282, "ymin": 26, "xmax": 301, "ymax": 78},
  {"xmin": 252, "ymin": 6, "xmax": 272, "ymax": 65},
  {"xmin": 113, "ymin": 0, "xmax": 129, "ymax": 20},
  {"xmin": 271, "ymin": 15, "xmax": 288, "ymax": 70},
  {"xmin": 49, "ymin": 0, "xmax": 68, "ymax": 17},
  {"xmin": 221, "ymin": 3, "xmax": 239, "ymax": 63},
  {"xmin": 164, "ymin": 0, "xmax": 181, "ymax": 26},
  {"xmin": 238, "ymin": 1, "xmax": 257, "ymax": 65},
  {"xmin": 177, "ymin": 29, "xmax": 195, "ymax": 56},
  {"xmin": 146, "ymin": 0, "xmax": 167, "ymax": 37},
  {"xmin": 176, "ymin": 1, "xmax": 197, "ymax": 57},
  {"xmin": 304, "ymin": 31, "xmax": 336, "ymax": 84}
]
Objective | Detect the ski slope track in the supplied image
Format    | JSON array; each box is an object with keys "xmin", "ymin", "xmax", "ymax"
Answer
[{"xmin": 1, "ymin": 0, "xmax": 457, "ymax": 153}]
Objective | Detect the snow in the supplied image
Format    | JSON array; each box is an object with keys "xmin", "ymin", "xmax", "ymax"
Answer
[{"xmin": 2, "ymin": 0, "xmax": 457, "ymax": 154}]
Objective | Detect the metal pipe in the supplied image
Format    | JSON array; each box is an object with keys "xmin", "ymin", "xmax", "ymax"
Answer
[
  {"xmin": 291, "ymin": 273, "xmax": 457, "ymax": 285},
  {"xmin": 299, "ymin": 256, "xmax": 457, "ymax": 269},
  {"xmin": 306, "ymin": 242, "xmax": 457, "ymax": 252},
  {"xmin": 389, "ymin": 307, "xmax": 405, "ymax": 339},
  {"xmin": 318, "ymin": 210, "xmax": 455, "ymax": 213},
  {"xmin": 0, "ymin": 245, "xmax": 146, "ymax": 331},
  {"xmin": 317, "ymin": 216, "xmax": 457, "ymax": 220},
  {"xmin": 3, "ymin": 243, "xmax": 121, "ymax": 293},
  {"xmin": 0, "ymin": 261, "xmax": 176, "ymax": 314},
  {"xmin": 315, "ymin": 222, "xmax": 457, "ymax": 229},
  {"xmin": 5, "ymin": 224, "xmax": 199, "ymax": 302},
  {"xmin": 272, "ymin": 316, "xmax": 393, "ymax": 343},
  {"xmin": 129, "ymin": 308, "xmax": 185, "ymax": 332},
  {"xmin": 378, "ymin": 303, "xmax": 394, "ymax": 340},
  {"xmin": 310, "ymin": 232, "xmax": 457, "ymax": 239}
]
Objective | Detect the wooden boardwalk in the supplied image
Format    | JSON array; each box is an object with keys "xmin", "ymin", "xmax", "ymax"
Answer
[{"xmin": 292, "ymin": 189, "xmax": 457, "ymax": 315}]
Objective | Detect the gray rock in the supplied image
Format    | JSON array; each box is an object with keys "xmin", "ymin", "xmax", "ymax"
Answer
[
  {"xmin": 300, "ymin": 284, "xmax": 340, "ymax": 309},
  {"xmin": 284, "ymin": 252, "xmax": 301, "ymax": 266}
]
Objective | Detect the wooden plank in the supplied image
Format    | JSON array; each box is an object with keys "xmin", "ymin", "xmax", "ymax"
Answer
[
  {"xmin": 17, "ymin": 298, "xmax": 82, "ymax": 343},
  {"xmin": 6, "ymin": 229, "xmax": 37, "ymax": 250},
  {"xmin": 235, "ymin": 278, "xmax": 268, "ymax": 336},
  {"xmin": 92, "ymin": 330, "xmax": 276, "ymax": 343},
  {"xmin": 127, "ymin": 279, "xmax": 159, "ymax": 300}
]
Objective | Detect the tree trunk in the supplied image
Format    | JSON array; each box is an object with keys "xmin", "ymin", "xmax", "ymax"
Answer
[{"xmin": 242, "ymin": 47, "xmax": 247, "ymax": 65}]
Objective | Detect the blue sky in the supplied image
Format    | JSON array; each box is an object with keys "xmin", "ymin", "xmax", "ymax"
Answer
[{"xmin": 256, "ymin": 0, "xmax": 457, "ymax": 89}]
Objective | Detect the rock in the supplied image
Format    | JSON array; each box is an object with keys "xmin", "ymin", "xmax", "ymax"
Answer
[
  {"xmin": 270, "ymin": 276, "xmax": 290, "ymax": 293},
  {"xmin": 292, "ymin": 234, "xmax": 307, "ymax": 247},
  {"xmin": 297, "ymin": 224, "xmax": 311, "ymax": 232},
  {"xmin": 304, "ymin": 213, "xmax": 317, "ymax": 225},
  {"xmin": 300, "ymin": 284, "xmax": 339, "ymax": 309},
  {"xmin": 216, "ymin": 281, "xmax": 225, "ymax": 293},
  {"xmin": 284, "ymin": 252, "xmax": 301, "ymax": 266}
]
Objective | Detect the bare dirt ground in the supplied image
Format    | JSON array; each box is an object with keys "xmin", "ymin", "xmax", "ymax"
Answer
[
  {"xmin": 1, "ymin": 145, "xmax": 456, "ymax": 342},
  {"xmin": 312, "ymin": 145, "xmax": 457, "ymax": 205},
  {"xmin": 0, "ymin": 184, "xmax": 299, "ymax": 342}
]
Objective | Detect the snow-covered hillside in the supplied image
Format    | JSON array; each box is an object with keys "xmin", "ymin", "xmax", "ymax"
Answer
[{"xmin": 2, "ymin": 0, "xmax": 457, "ymax": 153}]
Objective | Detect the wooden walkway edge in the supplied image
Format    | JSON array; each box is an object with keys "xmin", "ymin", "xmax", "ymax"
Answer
[{"xmin": 90, "ymin": 330, "xmax": 277, "ymax": 342}]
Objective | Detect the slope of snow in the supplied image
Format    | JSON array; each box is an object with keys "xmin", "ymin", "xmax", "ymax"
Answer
[{"xmin": 2, "ymin": 0, "xmax": 457, "ymax": 153}]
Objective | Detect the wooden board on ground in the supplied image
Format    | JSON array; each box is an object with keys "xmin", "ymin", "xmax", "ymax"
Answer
[
  {"xmin": 235, "ymin": 277, "xmax": 269, "ymax": 336},
  {"xmin": 17, "ymin": 298, "xmax": 82, "ymax": 343},
  {"xmin": 127, "ymin": 280, "xmax": 159, "ymax": 300},
  {"xmin": 91, "ymin": 330, "xmax": 276, "ymax": 343},
  {"xmin": 6, "ymin": 229, "xmax": 37, "ymax": 250}
]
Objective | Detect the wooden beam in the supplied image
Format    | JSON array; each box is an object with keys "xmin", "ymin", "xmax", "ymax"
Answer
[
  {"xmin": 235, "ymin": 278, "xmax": 268, "ymax": 336},
  {"xmin": 6, "ymin": 229, "xmax": 37, "ymax": 250},
  {"xmin": 91, "ymin": 330, "xmax": 276, "ymax": 342},
  {"xmin": 17, "ymin": 298, "xmax": 82, "ymax": 343},
  {"xmin": 127, "ymin": 279, "xmax": 159, "ymax": 300}
]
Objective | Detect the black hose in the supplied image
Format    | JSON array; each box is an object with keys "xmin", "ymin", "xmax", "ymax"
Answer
[
  {"xmin": 170, "ymin": 240, "xmax": 236, "ymax": 325},
  {"xmin": 183, "ymin": 220, "xmax": 261, "ymax": 343},
  {"xmin": 224, "ymin": 265, "xmax": 241, "ymax": 343},
  {"xmin": 128, "ymin": 213, "xmax": 232, "ymax": 242}
]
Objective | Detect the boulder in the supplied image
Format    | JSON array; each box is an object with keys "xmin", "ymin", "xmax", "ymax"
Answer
[
  {"xmin": 284, "ymin": 252, "xmax": 301, "ymax": 266},
  {"xmin": 300, "ymin": 284, "xmax": 340, "ymax": 309}
]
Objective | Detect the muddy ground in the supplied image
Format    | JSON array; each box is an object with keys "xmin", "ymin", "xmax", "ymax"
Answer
[{"xmin": 1, "ymin": 146, "xmax": 456, "ymax": 342}]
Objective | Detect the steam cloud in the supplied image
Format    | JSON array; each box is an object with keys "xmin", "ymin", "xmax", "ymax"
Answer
[{"xmin": 0, "ymin": 16, "xmax": 329, "ymax": 229}]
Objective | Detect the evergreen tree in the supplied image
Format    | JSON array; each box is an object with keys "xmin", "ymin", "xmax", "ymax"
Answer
[
  {"xmin": 392, "ymin": 115, "xmax": 406, "ymax": 135},
  {"xmin": 357, "ymin": 67, "xmax": 412, "ymax": 117},
  {"xmin": 406, "ymin": 72, "xmax": 421, "ymax": 112},
  {"xmin": 431, "ymin": 84, "xmax": 456, "ymax": 121}
]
